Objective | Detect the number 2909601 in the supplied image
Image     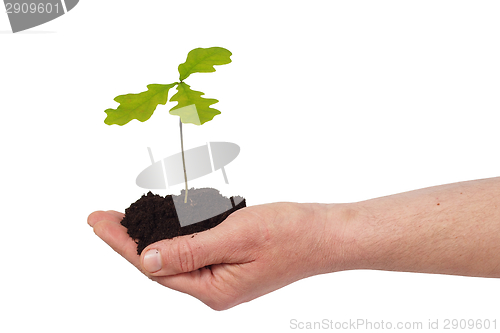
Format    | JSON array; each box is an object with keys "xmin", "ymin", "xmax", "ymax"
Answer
[{"xmin": 5, "ymin": 2, "xmax": 61, "ymax": 14}]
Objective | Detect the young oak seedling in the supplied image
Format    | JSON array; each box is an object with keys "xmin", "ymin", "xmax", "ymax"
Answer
[{"xmin": 104, "ymin": 47, "xmax": 232, "ymax": 203}]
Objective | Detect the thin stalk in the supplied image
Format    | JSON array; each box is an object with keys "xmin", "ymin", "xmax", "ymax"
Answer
[{"xmin": 179, "ymin": 119, "xmax": 188, "ymax": 203}]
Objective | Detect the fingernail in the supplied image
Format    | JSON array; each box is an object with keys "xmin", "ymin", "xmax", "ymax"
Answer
[{"xmin": 143, "ymin": 249, "xmax": 162, "ymax": 273}]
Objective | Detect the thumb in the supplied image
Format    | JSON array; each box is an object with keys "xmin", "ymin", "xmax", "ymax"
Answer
[{"xmin": 140, "ymin": 218, "xmax": 252, "ymax": 276}]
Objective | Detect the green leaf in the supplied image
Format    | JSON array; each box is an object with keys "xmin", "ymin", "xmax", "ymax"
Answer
[
  {"xmin": 178, "ymin": 47, "xmax": 232, "ymax": 81},
  {"xmin": 169, "ymin": 82, "xmax": 221, "ymax": 125},
  {"xmin": 104, "ymin": 83, "xmax": 178, "ymax": 125}
]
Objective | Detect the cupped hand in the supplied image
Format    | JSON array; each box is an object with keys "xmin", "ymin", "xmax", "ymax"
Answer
[{"xmin": 88, "ymin": 202, "xmax": 346, "ymax": 310}]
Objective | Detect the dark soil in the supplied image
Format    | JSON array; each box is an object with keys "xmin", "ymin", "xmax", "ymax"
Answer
[{"xmin": 121, "ymin": 188, "xmax": 246, "ymax": 255}]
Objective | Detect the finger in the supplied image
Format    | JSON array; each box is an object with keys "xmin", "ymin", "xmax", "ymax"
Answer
[
  {"xmin": 93, "ymin": 218, "xmax": 141, "ymax": 270},
  {"xmin": 140, "ymin": 210, "xmax": 257, "ymax": 277},
  {"xmin": 87, "ymin": 210, "xmax": 123, "ymax": 227},
  {"xmin": 106, "ymin": 210, "xmax": 125, "ymax": 220}
]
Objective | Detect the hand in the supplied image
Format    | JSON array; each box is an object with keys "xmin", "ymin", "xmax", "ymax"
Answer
[
  {"xmin": 87, "ymin": 202, "xmax": 346, "ymax": 310},
  {"xmin": 89, "ymin": 178, "xmax": 500, "ymax": 310}
]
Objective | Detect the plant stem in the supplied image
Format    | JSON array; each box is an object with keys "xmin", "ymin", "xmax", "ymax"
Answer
[{"xmin": 179, "ymin": 118, "xmax": 188, "ymax": 203}]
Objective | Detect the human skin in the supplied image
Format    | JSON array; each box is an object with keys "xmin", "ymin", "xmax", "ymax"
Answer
[{"xmin": 88, "ymin": 177, "xmax": 500, "ymax": 310}]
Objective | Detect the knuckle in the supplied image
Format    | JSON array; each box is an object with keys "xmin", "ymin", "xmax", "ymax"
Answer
[
  {"xmin": 202, "ymin": 281, "xmax": 240, "ymax": 311},
  {"xmin": 204, "ymin": 295, "xmax": 234, "ymax": 311},
  {"xmin": 174, "ymin": 238, "xmax": 196, "ymax": 273},
  {"xmin": 206, "ymin": 301, "xmax": 230, "ymax": 311}
]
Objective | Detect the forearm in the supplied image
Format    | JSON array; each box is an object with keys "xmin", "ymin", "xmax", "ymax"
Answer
[{"xmin": 335, "ymin": 177, "xmax": 500, "ymax": 278}]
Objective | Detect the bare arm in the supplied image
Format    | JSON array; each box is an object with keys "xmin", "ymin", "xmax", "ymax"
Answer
[
  {"xmin": 340, "ymin": 177, "xmax": 500, "ymax": 278},
  {"xmin": 89, "ymin": 177, "xmax": 500, "ymax": 310}
]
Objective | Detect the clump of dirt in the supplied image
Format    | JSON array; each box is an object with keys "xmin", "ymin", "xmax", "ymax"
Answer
[{"xmin": 120, "ymin": 188, "xmax": 246, "ymax": 255}]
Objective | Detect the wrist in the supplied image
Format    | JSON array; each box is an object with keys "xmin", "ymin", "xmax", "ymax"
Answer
[
  {"xmin": 320, "ymin": 202, "xmax": 378, "ymax": 274},
  {"xmin": 274, "ymin": 202, "xmax": 359, "ymax": 278}
]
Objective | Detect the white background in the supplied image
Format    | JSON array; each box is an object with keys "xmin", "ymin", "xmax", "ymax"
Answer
[{"xmin": 1, "ymin": 1, "xmax": 499, "ymax": 332}]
